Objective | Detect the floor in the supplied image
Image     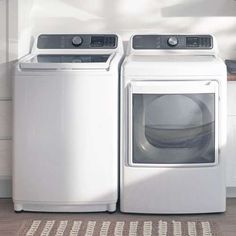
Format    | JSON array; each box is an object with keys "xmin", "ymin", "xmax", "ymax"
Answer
[{"xmin": 0, "ymin": 199, "xmax": 236, "ymax": 236}]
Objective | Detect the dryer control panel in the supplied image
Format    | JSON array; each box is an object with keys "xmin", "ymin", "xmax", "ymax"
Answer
[
  {"xmin": 37, "ymin": 34, "xmax": 118, "ymax": 49},
  {"xmin": 132, "ymin": 35, "xmax": 213, "ymax": 50}
]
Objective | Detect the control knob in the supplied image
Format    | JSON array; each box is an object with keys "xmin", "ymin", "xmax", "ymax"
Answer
[
  {"xmin": 72, "ymin": 36, "xmax": 83, "ymax": 47},
  {"xmin": 167, "ymin": 36, "xmax": 178, "ymax": 47}
]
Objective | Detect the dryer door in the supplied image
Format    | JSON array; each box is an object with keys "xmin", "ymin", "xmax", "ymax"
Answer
[{"xmin": 127, "ymin": 80, "xmax": 218, "ymax": 167}]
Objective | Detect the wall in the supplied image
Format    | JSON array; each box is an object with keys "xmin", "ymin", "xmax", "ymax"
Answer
[
  {"xmin": 0, "ymin": 0, "xmax": 12, "ymax": 197},
  {"xmin": 18, "ymin": 0, "xmax": 236, "ymax": 58}
]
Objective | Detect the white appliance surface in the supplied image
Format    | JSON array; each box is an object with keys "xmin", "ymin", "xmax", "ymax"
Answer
[
  {"xmin": 120, "ymin": 34, "xmax": 227, "ymax": 214},
  {"xmin": 13, "ymin": 34, "xmax": 124, "ymax": 212}
]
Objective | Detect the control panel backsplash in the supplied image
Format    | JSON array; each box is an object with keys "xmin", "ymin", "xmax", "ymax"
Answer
[
  {"xmin": 132, "ymin": 35, "xmax": 213, "ymax": 50},
  {"xmin": 37, "ymin": 34, "xmax": 118, "ymax": 49}
]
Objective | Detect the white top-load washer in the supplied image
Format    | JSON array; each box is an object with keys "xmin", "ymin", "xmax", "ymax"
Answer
[
  {"xmin": 120, "ymin": 34, "xmax": 227, "ymax": 213},
  {"xmin": 13, "ymin": 34, "xmax": 123, "ymax": 212}
]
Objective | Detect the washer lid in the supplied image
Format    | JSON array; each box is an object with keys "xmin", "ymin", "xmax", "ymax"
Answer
[{"xmin": 20, "ymin": 53, "xmax": 115, "ymax": 70}]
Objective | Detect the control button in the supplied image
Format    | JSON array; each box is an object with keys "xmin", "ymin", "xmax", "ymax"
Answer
[
  {"xmin": 167, "ymin": 36, "xmax": 178, "ymax": 47},
  {"xmin": 72, "ymin": 36, "xmax": 83, "ymax": 47},
  {"xmin": 198, "ymin": 37, "xmax": 211, "ymax": 48},
  {"xmin": 104, "ymin": 37, "xmax": 115, "ymax": 47}
]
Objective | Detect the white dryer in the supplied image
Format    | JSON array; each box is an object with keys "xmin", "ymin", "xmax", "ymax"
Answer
[
  {"xmin": 13, "ymin": 34, "xmax": 123, "ymax": 212},
  {"xmin": 120, "ymin": 34, "xmax": 227, "ymax": 214}
]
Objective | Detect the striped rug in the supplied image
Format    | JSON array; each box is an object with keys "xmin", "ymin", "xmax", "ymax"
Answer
[{"xmin": 18, "ymin": 219, "xmax": 220, "ymax": 236}]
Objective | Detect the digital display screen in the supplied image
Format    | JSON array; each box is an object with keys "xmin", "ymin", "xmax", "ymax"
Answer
[
  {"xmin": 91, "ymin": 36, "xmax": 105, "ymax": 47},
  {"xmin": 186, "ymin": 37, "xmax": 200, "ymax": 47}
]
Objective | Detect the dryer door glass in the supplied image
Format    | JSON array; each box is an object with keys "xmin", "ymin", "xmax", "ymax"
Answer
[{"xmin": 131, "ymin": 84, "xmax": 217, "ymax": 165}]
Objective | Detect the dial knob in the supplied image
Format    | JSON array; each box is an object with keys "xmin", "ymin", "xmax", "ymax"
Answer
[
  {"xmin": 167, "ymin": 36, "xmax": 178, "ymax": 47},
  {"xmin": 72, "ymin": 36, "xmax": 83, "ymax": 46}
]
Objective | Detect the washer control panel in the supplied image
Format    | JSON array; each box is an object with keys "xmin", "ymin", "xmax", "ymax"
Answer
[
  {"xmin": 133, "ymin": 35, "xmax": 213, "ymax": 50},
  {"xmin": 37, "ymin": 34, "xmax": 118, "ymax": 49}
]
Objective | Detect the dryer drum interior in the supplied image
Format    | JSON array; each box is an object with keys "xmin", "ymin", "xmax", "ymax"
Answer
[{"xmin": 132, "ymin": 93, "xmax": 215, "ymax": 164}]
